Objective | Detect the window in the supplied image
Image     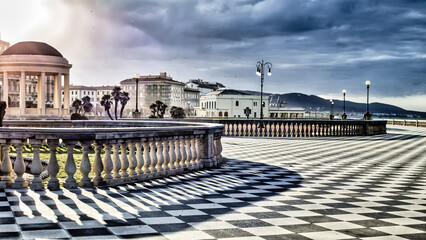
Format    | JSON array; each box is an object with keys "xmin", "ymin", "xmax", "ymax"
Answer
[
  {"xmin": 254, "ymin": 102, "xmax": 257, "ymax": 106},
  {"xmin": 236, "ymin": 101, "xmax": 239, "ymax": 106},
  {"xmin": 262, "ymin": 102, "xmax": 265, "ymax": 107}
]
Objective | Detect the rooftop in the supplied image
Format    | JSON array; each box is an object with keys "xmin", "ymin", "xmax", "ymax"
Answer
[
  {"xmin": 1, "ymin": 125, "xmax": 425, "ymax": 239},
  {"xmin": 1, "ymin": 41, "xmax": 63, "ymax": 57}
]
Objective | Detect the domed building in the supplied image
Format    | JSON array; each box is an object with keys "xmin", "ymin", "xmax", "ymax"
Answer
[{"xmin": 0, "ymin": 41, "xmax": 72, "ymax": 116}]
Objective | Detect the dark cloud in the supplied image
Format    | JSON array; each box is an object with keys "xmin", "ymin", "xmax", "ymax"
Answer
[{"xmin": 47, "ymin": 0, "xmax": 426, "ymax": 110}]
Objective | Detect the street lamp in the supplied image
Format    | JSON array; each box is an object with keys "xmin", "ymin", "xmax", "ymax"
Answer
[
  {"xmin": 342, "ymin": 89, "xmax": 347, "ymax": 120},
  {"xmin": 134, "ymin": 73, "xmax": 140, "ymax": 113},
  {"xmin": 329, "ymin": 99, "xmax": 334, "ymax": 120},
  {"xmin": 256, "ymin": 60, "xmax": 272, "ymax": 119},
  {"xmin": 364, "ymin": 80, "xmax": 371, "ymax": 120}
]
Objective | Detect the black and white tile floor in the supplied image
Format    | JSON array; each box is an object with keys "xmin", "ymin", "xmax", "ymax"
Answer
[{"xmin": 0, "ymin": 125, "xmax": 425, "ymax": 239}]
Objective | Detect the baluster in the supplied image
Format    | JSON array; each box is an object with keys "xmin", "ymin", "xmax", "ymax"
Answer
[
  {"xmin": 135, "ymin": 140, "xmax": 144, "ymax": 180},
  {"xmin": 1, "ymin": 141, "xmax": 13, "ymax": 187},
  {"xmin": 156, "ymin": 138, "xmax": 165, "ymax": 176},
  {"xmin": 185, "ymin": 136, "xmax": 194, "ymax": 170},
  {"xmin": 142, "ymin": 139, "xmax": 153, "ymax": 179},
  {"xmin": 296, "ymin": 123, "xmax": 300, "ymax": 137},
  {"xmin": 76, "ymin": 141, "xmax": 93, "ymax": 187},
  {"xmin": 63, "ymin": 140, "xmax": 78, "ymax": 189},
  {"xmin": 162, "ymin": 138, "xmax": 170, "ymax": 176},
  {"xmin": 228, "ymin": 122, "xmax": 233, "ymax": 136},
  {"xmin": 29, "ymin": 139, "xmax": 44, "ymax": 190},
  {"xmin": 175, "ymin": 136, "xmax": 183, "ymax": 173},
  {"xmin": 149, "ymin": 138, "xmax": 158, "ymax": 178},
  {"xmin": 111, "ymin": 142, "xmax": 122, "ymax": 185},
  {"xmin": 180, "ymin": 136, "xmax": 188, "ymax": 171},
  {"xmin": 120, "ymin": 141, "xmax": 130, "ymax": 183},
  {"xmin": 168, "ymin": 137, "xmax": 177, "ymax": 175},
  {"xmin": 128, "ymin": 141, "xmax": 138, "ymax": 180},
  {"xmin": 93, "ymin": 141, "xmax": 105, "ymax": 186},
  {"xmin": 11, "ymin": 140, "xmax": 28, "ymax": 188},
  {"xmin": 189, "ymin": 136, "xmax": 197, "ymax": 169},
  {"xmin": 103, "ymin": 142, "xmax": 114, "ymax": 185},
  {"xmin": 47, "ymin": 140, "xmax": 60, "ymax": 190}
]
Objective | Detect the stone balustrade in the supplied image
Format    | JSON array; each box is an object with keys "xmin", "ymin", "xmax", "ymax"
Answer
[
  {"xmin": 386, "ymin": 119, "xmax": 426, "ymax": 128},
  {"xmin": 0, "ymin": 120, "xmax": 224, "ymax": 190},
  {"xmin": 217, "ymin": 119, "xmax": 387, "ymax": 137}
]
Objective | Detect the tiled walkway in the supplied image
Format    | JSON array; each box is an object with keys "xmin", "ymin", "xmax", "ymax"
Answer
[{"xmin": 1, "ymin": 125, "xmax": 425, "ymax": 239}]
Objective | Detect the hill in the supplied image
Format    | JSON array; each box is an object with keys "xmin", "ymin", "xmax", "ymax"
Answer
[{"xmin": 242, "ymin": 91, "xmax": 426, "ymax": 118}]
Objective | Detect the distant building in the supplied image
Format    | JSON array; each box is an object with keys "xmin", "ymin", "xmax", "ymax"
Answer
[
  {"xmin": 62, "ymin": 85, "xmax": 115, "ymax": 115},
  {"xmin": 268, "ymin": 98, "xmax": 307, "ymax": 118},
  {"xmin": 196, "ymin": 89, "xmax": 268, "ymax": 118},
  {"xmin": 186, "ymin": 79, "xmax": 225, "ymax": 95},
  {"xmin": 120, "ymin": 72, "xmax": 185, "ymax": 117},
  {"xmin": 183, "ymin": 87, "xmax": 200, "ymax": 116}
]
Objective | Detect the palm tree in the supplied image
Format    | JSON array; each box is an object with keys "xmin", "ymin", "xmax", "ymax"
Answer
[
  {"xmin": 72, "ymin": 99, "xmax": 83, "ymax": 115},
  {"xmin": 119, "ymin": 91, "xmax": 130, "ymax": 118},
  {"xmin": 111, "ymin": 86, "xmax": 121, "ymax": 120},
  {"xmin": 81, "ymin": 96, "xmax": 93, "ymax": 116},
  {"xmin": 100, "ymin": 94, "xmax": 113, "ymax": 120}
]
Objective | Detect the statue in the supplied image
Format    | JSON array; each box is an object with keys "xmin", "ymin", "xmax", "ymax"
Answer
[{"xmin": 0, "ymin": 101, "xmax": 6, "ymax": 127}]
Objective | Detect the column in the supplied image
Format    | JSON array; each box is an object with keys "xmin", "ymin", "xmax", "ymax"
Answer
[
  {"xmin": 38, "ymin": 72, "xmax": 46, "ymax": 115},
  {"xmin": 63, "ymin": 74, "xmax": 70, "ymax": 114},
  {"xmin": 53, "ymin": 73, "xmax": 62, "ymax": 115},
  {"xmin": 20, "ymin": 71, "xmax": 26, "ymax": 115},
  {"xmin": 2, "ymin": 72, "xmax": 8, "ymax": 103}
]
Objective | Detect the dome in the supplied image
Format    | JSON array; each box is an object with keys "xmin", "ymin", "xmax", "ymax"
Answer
[{"xmin": 1, "ymin": 41, "xmax": 63, "ymax": 57}]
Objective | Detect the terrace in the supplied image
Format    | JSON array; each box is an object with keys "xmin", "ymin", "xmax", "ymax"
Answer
[{"xmin": 1, "ymin": 120, "xmax": 425, "ymax": 239}]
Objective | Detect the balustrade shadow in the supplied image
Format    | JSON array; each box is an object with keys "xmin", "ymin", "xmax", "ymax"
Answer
[{"xmin": 3, "ymin": 159, "xmax": 303, "ymax": 238}]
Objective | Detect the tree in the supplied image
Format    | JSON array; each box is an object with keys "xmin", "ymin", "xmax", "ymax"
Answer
[
  {"xmin": 170, "ymin": 106, "xmax": 186, "ymax": 118},
  {"xmin": 150, "ymin": 100, "xmax": 167, "ymax": 118},
  {"xmin": 111, "ymin": 86, "xmax": 121, "ymax": 120},
  {"xmin": 71, "ymin": 96, "xmax": 93, "ymax": 120},
  {"xmin": 100, "ymin": 94, "xmax": 113, "ymax": 120},
  {"xmin": 119, "ymin": 91, "xmax": 130, "ymax": 118}
]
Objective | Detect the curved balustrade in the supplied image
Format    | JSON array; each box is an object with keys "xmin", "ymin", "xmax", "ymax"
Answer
[
  {"xmin": 0, "ymin": 120, "xmax": 224, "ymax": 190},
  {"xmin": 218, "ymin": 119, "xmax": 386, "ymax": 137}
]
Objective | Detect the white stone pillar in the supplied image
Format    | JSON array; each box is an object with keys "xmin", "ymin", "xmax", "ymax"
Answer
[
  {"xmin": 20, "ymin": 71, "xmax": 26, "ymax": 115},
  {"xmin": 63, "ymin": 74, "xmax": 70, "ymax": 114},
  {"xmin": 2, "ymin": 72, "xmax": 8, "ymax": 103},
  {"xmin": 38, "ymin": 72, "xmax": 46, "ymax": 115},
  {"xmin": 54, "ymin": 73, "xmax": 62, "ymax": 115}
]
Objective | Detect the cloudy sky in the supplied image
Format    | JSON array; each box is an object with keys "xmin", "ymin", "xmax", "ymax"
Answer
[{"xmin": 1, "ymin": 0, "xmax": 426, "ymax": 111}]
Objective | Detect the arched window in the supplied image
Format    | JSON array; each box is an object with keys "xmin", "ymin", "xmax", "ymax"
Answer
[
  {"xmin": 219, "ymin": 111, "xmax": 223, "ymax": 117},
  {"xmin": 236, "ymin": 101, "xmax": 239, "ymax": 106},
  {"xmin": 224, "ymin": 112, "xmax": 228, "ymax": 117}
]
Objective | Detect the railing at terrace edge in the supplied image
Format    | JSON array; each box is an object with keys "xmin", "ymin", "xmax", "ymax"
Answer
[
  {"xmin": 386, "ymin": 119, "xmax": 426, "ymax": 128},
  {"xmin": 216, "ymin": 119, "xmax": 387, "ymax": 137},
  {"xmin": 0, "ymin": 120, "xmax": 224, "ymax": 190}
]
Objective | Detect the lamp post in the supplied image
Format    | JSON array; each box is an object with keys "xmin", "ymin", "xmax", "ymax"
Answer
[
  {"xmin": 134, "ymin": 74, "xmax": 140, "ymax": 113},
  {"xmin": 256, "ymin": 60, "xmax": 272, "ymax": 119},
  {"xmin": 132, "ymin": 73, "xmax": 141, "ymax": 119},
  {"xmin": 364, "ymin": 80, "xmax": 371, "ymax": 120},
  {"xmin": 342, "ymin": 89, "xmax": 347, "ymax": 120},
  {"xmin": 329, "ymin": 99, "xmax": 334, "ymax": 120}
]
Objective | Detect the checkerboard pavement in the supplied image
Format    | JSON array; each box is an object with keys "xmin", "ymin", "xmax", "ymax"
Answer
[{"xmin": 0, "ymin": 125, "xmax": 425, "ymax": 239}]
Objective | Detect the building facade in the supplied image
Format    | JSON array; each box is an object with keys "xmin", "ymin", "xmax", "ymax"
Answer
[
  {"xmin": 196, "ymin": 89, "xmax": 269, "ymax": 118},
  {"xmin": 183, "ymin": 87, "xmax": 200, "ymax": 116},
  {"xmin": 120, "ymin": 72, "xmax": 185, "ymax": 117},
  {"xmin": 0, "ymin": 41, "xmax": 72, "ymax": 116}
]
